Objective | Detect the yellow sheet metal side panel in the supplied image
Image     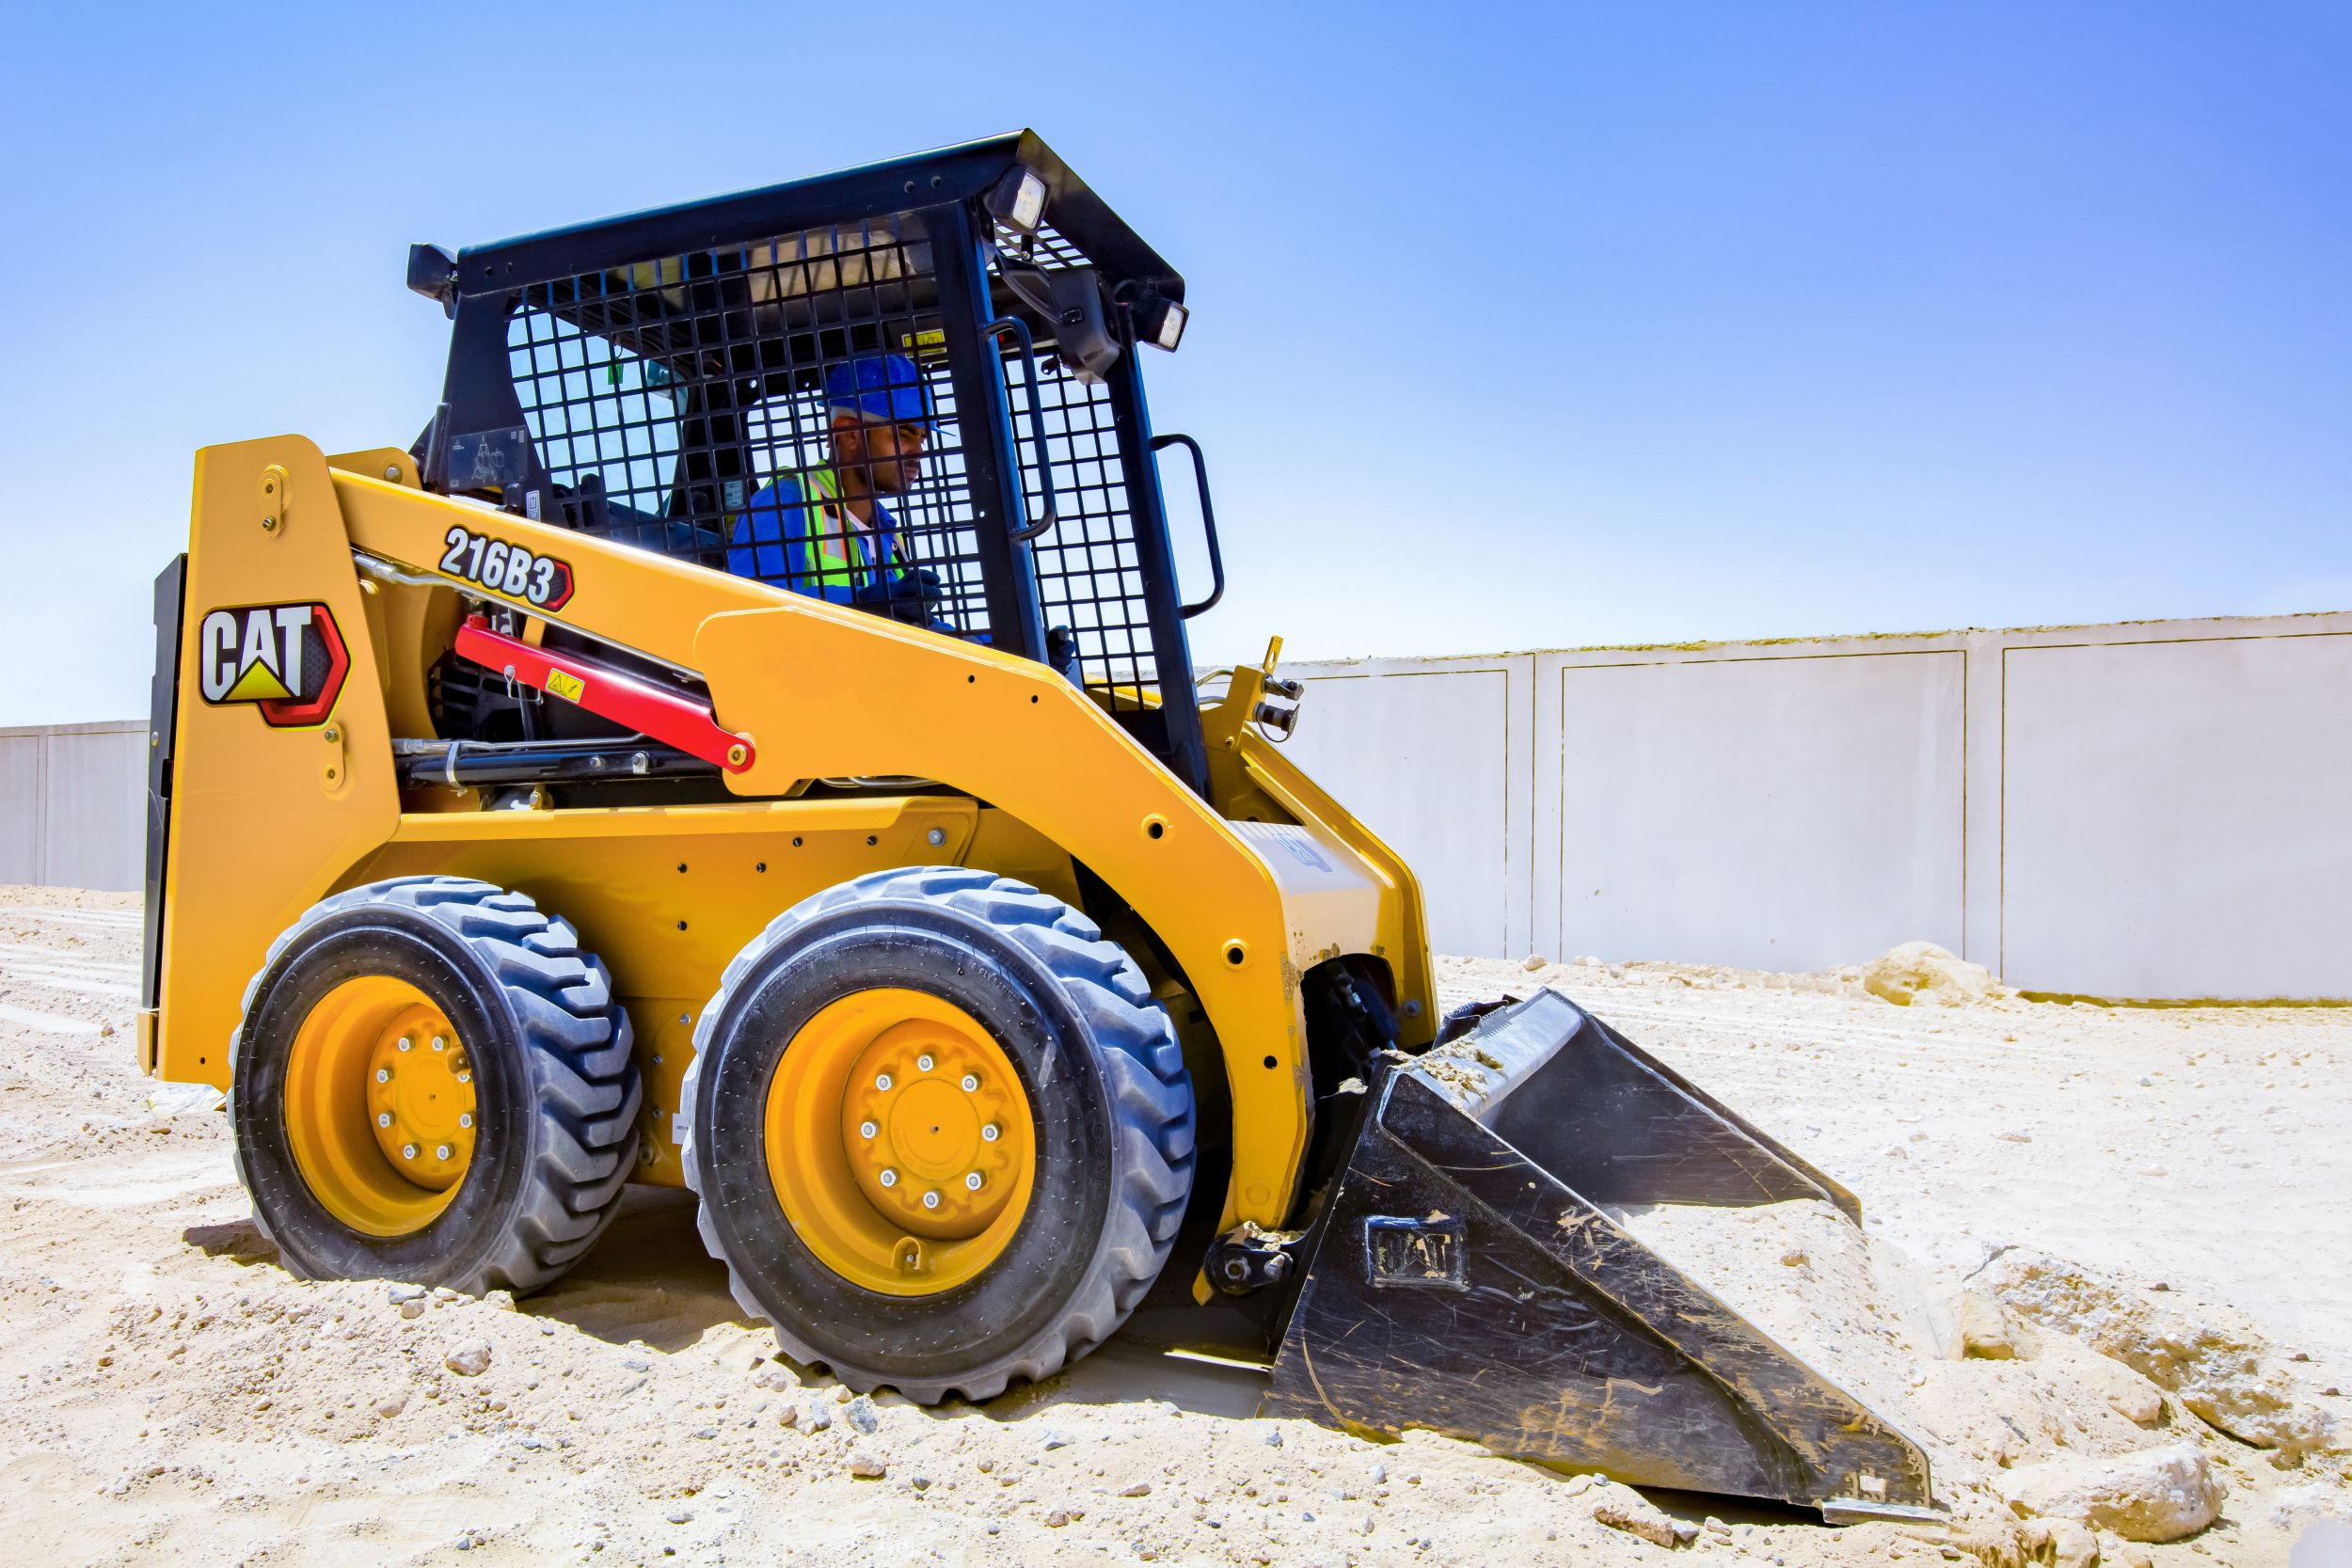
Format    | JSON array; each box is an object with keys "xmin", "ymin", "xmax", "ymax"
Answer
[
  {"xmin": 350, "ymin": 797, "xmax": 983, "ymax": 1189},
  {"xmin": 696, "ymin": 608, "xmax": 1314, "ymax": 1231},
  {"xmin": 1224, "ymin": 819, "xmax": 1384, "ymax": 968},
  {"xmin": 156, "ymin": 437, "xmax": 402, "ymax": 1087},
  {"xmin": 1235, "ymin": 733, "xmax": 1438, "ymax": 1049},
  {"xmin": 326, "ymin": 470, "xmax": 1317, "ymax": 1229}
]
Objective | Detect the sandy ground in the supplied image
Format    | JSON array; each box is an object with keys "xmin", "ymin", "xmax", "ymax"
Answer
[{"xmin": 1, "ymin": 886, "xmax": 2346, "ymax": 1567}]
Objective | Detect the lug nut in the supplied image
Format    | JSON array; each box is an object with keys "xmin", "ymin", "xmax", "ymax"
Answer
[
  {"xmin": 377, "ymin": 1112, "xmax": 392, "ymax": 1128},
  {"xmin": 458, "ymin": 1113, "xmax": 472, "ymax": 1129},
  {"xmin": 878, "ymin": 1168, "xmax": 898, "ymax": 1188},
  {"xmin": 960, "ymin": 1073, "xmax": 978, "ymax": 1092},
  {"xmin": 436, "ymin": 1144, "xmax": 453, "ymax": 1160},
  {"xmin": 859, "ymin": 1119, "xmax": 878, "ymax": 1139},
  {"xmin": 921, "ymin": 1190, "xmax": 941, "ymax": 1210},
  {"xmin": 375, "ymin": 1068, "xmax": 389, "ymax": 1084},
  {"xmin": 981, "ymin": 1124, "xmax": 1000, "ymax": 1143},
  {"xmin": 397, "ymin": 1037, "xmax": 413, "ymax": 1053},
  {"xmin": 402, "ymin": 1144, "xmax": 418, "ymax": 1160},
  {"xmin": 431, "ymin": 1037, "xmax": 447, "ymax": 1052},
  {"xmin": 875, "ymin": 1072, "xmax": 893, "ymax": 1091},
  {"xmin": 965, "ymin": 1172, "xmax": 983, "ymax": 1191},
  {"xmin": 916, "ymin": 1053, "xmax": 935, "ymax": 1072},
  {"xmin": 456, "ymin": 1071, "xmax": 471, "ymax": 1085}
]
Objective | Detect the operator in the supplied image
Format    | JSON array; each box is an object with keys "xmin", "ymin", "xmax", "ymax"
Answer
[{"xmin": 725, "ymin": 354, "xmax": 947, "ymax": 626}]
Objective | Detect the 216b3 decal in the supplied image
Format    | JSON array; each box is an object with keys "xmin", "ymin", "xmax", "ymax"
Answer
[
  {"xmin": 198, "ymin": 603, "xmax": 350, "ymax": 728},
  {"xmin": 438, "ymin": 526, "xmax": 575, "ymax": 610}
]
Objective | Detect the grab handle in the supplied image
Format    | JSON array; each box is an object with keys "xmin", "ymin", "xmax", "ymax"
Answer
[
  {"xmin": 1152, "ymin": 433, "xmax": 1225, "ymax": 618},
  {"xmin": 983, "ymin": 316, "xmax": 1059, "ymax": 543}
]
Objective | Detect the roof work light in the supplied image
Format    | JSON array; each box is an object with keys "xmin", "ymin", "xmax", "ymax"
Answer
[
  {"xmin": 988, "ymin": 166, "xmax": 1049, "ymax": 233},
  {"xmin": 1136, "ymin": 296, "xmax": 1187, "ymax": 352}
]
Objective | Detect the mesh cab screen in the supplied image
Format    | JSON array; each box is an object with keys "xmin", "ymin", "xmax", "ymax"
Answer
[
  {"xmin": 491, "ymin": 206, "xmax": 1173, "ymax": 718},
  {"xmin": 991, "ymin": 223, "xmax": 1155, "ymax": 710},
  {"xmin": 503, "ymin": 214, "xmax": 994, "ymax": 643}
]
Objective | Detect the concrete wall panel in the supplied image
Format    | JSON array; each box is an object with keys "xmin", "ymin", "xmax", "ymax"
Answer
[
  {"xmin": 42, "ymin": 727, "xmax": 147, "ymax": 893},
  {"xmin": 0, "ymin": 735, "xmax": 42, "ymax": 883},
  {"xmin": 1538, "ymin": 650, "xmax": 1967, "ymax": 972},
  {"xmin": 2000, "ymin": 633, "xmax": 2352, "ymax": 999},
  {"xmin": 0, "ymin": 721, "xmax": 145, "ymax": 893}
]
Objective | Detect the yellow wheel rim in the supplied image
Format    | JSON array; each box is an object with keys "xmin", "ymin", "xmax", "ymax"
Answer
[
  {"xmin": 766, "ymin": 988, "xmax": 1036, "ymax": 1296},
  {"xmin": 284, "ymin": 975, "xmax": 478, "ymax": 1236}
]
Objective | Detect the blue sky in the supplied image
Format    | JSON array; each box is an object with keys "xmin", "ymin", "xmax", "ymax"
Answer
[{"xmin": 1, "ymin": 1, "xmax": 2345, "ymax": 724}]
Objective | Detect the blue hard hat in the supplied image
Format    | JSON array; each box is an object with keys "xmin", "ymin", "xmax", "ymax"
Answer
[{"xmin": 825, "ymin": 354, "xmax": 939, "ymax": 429}]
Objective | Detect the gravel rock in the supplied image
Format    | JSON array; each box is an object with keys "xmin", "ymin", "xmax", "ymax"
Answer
[
  {"xmin": 847, "ymin": 1450, "xmax": 886, "ymax": 1480},
  {"xmin": 1945, "ymin": 1517, "xmax": 2033, "ymax": 1567},
  {"xmin": 1589, "ymin": 1482, "xmax": 1679, "ymax": 1547},
  {"xmin": 442, "ymin": 1340, "xmax": 493, "ymax": 1377},
  {"xmin": 844, "ymin": 1396, "xmax": 880, "ymax": 1434},
  {"xmin": 398, "ymin": 1299, "xmax": 425, "ymax": 1320},
  {"xmin": 2021, "ymin": 1518, "xmax": 2100, "ymax": 1568},
  {"xmin": 387, "ymin": 1282, "xmax": 427, "ymax": 1305},
  {"xmin": 2265, "ymin": 1484, "xmax": 2352, "ymax": 1533},
  {"xmin": 1957, "ymin": 1291, "xmax": 2038, "ymax": 1360},
  {"xmin": 1119, "ymin": 1481, "xmax": 1152, "ymax": 1497},
  {"xmin": 1998, "ymin": 1442, "xmax": 2223, "ymax": 1543},
  {"xmin": 373, "ymin": 1390, "xmax": 409, "ymax": 1418}
]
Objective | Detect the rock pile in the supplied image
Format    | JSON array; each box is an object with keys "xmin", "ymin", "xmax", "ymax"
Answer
[
  {"xmin": 1981, "ymin": 1249, "xmax": 2337, "ymax": 1456},
  {"xmin": 1860, "ymin": 941, "xmax": 2004, "ymax": 1006}
]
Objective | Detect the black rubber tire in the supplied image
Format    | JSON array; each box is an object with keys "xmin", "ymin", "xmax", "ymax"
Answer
[
  {"xmin": 681, "ymin": 866, "xmax": 1194, "ymax": 1402},
  {"xmin": 228, "ymin": 876, "xmax": 642, "ymax": 1294}
]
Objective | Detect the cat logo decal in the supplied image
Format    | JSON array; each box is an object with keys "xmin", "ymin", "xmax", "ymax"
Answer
[{"xmin": 197, "ymin": 602, "xmax": 350, "ymax": 728}]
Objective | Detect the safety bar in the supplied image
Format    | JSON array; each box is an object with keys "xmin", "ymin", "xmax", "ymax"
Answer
[
  {"xmin": 983, "ymin": 316, "xmax": 1061, "ymax": 544},
  {"xmin": 1151, "ymin": 433, "xmax": 1225, "ymax": 618}
]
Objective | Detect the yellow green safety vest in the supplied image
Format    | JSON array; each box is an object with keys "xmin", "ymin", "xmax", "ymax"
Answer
[{"xmin": 795, "ymin": 467, "xmax": 870, "ymax": 593}]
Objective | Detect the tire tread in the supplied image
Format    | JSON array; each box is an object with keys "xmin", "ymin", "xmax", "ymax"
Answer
[
  {"xmin": 229, "ymin": 876, "xmax": 641, "ymax": 1296},
  {"xmin": 679, "ymin": 865, "xmax": 1194, "ymax": 1403}
]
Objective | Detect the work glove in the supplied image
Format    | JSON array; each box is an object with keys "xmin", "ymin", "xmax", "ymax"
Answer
[{"xmin": 854, "ymin": 567, "xmax": 946, "ymax": 626}]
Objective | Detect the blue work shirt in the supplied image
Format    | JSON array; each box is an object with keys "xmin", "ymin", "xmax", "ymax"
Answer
[{"xmin": 725, "ymin": 467, "xmax": 901, "ymax": 602}]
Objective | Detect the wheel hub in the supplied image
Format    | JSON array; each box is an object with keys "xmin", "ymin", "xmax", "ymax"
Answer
[
  {"xmin": 365, "ymin": 1016, "xmax": 476, "ymax": 1190},
  {"xmin": 843, "ymin": 1023, "xmax": 1020, "ymax": 1238},
  {"xmin": 284, "ymin": 975, "xmax": 476, "ymax": 1235},
  {"xmin": 764, "ymin": 987, "xmax": 1036, "ymax": 1296}
]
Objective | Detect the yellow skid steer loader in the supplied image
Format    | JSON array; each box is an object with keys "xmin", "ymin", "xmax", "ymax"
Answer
[{"xmin": 138, "ymin": 133, "xmax": 1931, "ymax": 1519}]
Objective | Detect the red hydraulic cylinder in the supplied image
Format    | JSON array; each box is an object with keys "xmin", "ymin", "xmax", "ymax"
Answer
[{"xmin": 453, "ymin": 616, "xmax": 756, "ymax": 774}]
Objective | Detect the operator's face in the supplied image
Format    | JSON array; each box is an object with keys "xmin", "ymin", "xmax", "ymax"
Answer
[{"xmin": 834, "ymin": 415, "xmax": 929, "ymax": 495}]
